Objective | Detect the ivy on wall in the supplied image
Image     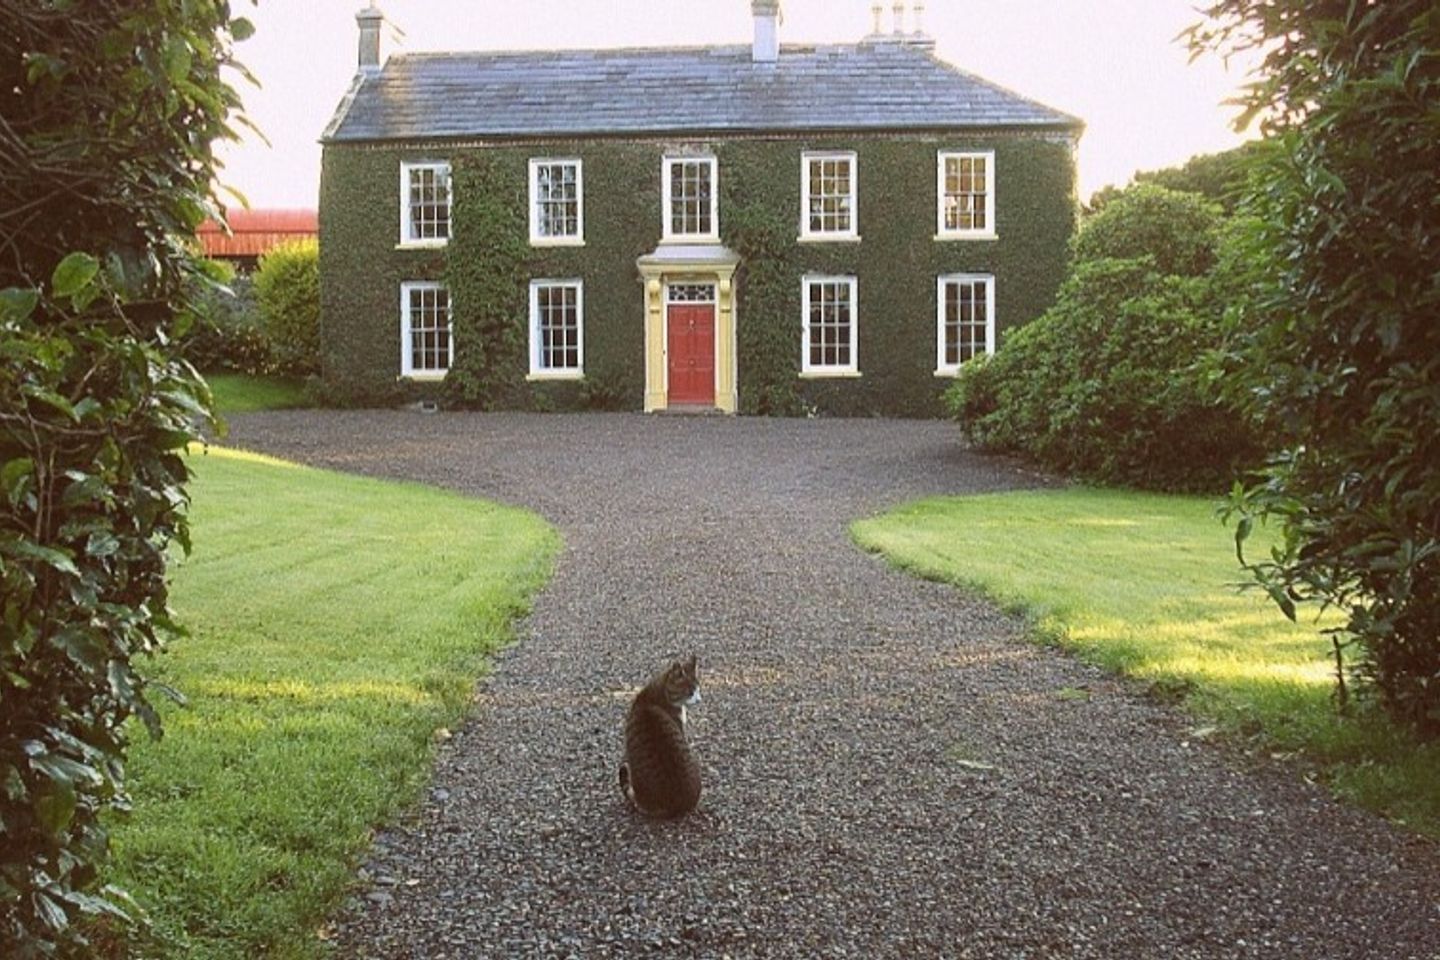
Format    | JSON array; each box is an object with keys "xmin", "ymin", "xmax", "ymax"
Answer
[
  {"xmin": 318, "ymin": 132, "xmax": 1077, "ymax": 417},
  {"xmin": 442, "ymin": 153, "xmax": 529, "ymax": 408}
]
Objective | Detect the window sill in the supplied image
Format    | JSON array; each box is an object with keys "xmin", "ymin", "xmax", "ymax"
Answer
[
  {"xmin": 798, "ymin": 234, "xmax": 861, "ymax": 244},
  {"xmin": 659, "ymin": 235, "xmax": 721, "ymax": 246},
  {"xmin": 933, "ymin": 232, "xmax": 998, "ymax": 243},
  {"xmin": 799, "ymin": 370, "xmax": 861, "ymax": 380},
  {"xmin": 529, "ymin": 237, "xmax": 586, "ymax": 248},
  {"xmin": 934, "ymin": 367, "xmax": 961, "ymax": 378},
  {"xmin": 396, "ymin": 240, "xmax": 449, "ymax": 251},
  {"xmin": 526, "ymin": 371, "xmax": 584, "ymax": 382},
  {"xmin": 399, "ymin": 371, "xmax": 447, "ymax": 382}
]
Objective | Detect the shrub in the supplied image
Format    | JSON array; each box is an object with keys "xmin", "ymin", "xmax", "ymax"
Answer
[
  {"xmin": 1072, "ymin": 183, "xmax": 1222, "ymax": 277},
  {"xmin": 950, "ymin": 255, "xmax": 1264, "ymax": 491},
  {"xmin": 182, "ymin": 261, "xmax": 272, "ymax": 374},
  {"xmin": 254, "ymin": 238, "xmax": 319, "ymax": 376},
  {"xmin": 1194, "ymin": 0, "xmax": 1440, "ymax": 734},
  {"xmin": 0, "ymin": 2, "xmax": 250, "ymax": 956}
]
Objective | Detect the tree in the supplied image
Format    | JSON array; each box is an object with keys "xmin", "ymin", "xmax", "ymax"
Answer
[
  {"xmin": 1192, "ymin": 2, "xmax": 1440, "ymax": 733},
  {"xmin": 1073, "ymin": 183, "xmax": 1222, "ymax": 277},
  {"xmin": 0, "ymin": 3, "xmax": 251, "ymax": 955},
  {"xmin": 1087, "ymin": 142, "xmax": 1266, "ymax": 214}
]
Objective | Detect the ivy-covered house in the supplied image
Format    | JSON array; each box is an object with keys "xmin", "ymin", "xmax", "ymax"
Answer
[{"xmin": 319, "ymin": 1, "xmax": 1082, "ymax": 416}]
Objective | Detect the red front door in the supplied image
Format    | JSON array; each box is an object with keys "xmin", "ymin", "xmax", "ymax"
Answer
[{"xmin": 667, "ymin": 302, "xmax": 715, "ymax": 405}]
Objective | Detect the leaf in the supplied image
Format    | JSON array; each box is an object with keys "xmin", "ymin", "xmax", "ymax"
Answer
[
  {"xmin": 0, "ymin": 538, "xmax": 80, "ymax": 577},
  {"xmin": 1, "ymin": 458, "xmax": 34, "ymax": 505},
  {"xmin": 21, "ymin": 385, "xmax": 77, "ymax": 422},
  {"xmin": 0, "ymin": 287, "xmax": 39, "ymax": 322},
  {"xmin": 231, "ymin": 16, "xmax": 256, "ymax": 41},
  {"xmin": 48, "ymin": 628, "xmax": 107, "ymax": 674},
  {"xmin": 34, "ymin": 782, "xmax": 78, "ymax": 834},
  {"xmin": 1, "ymin": 765, "xmax": 25, "ymax": 802},
  {"xmin": 31, "ymin": 889, "xmax": 70, "ymax": 933},
  {"xmin": 30, "ymin": 753, "xmax": 102, "ymax": 790},
  {"xmin": 51, "ymin": 252, "xmax": 99, "ymax": 299},
  {"xmin": 85, "ymin": 532, "xmax": 120, "ymax": 559},
  {"xmin": 163, "ymin": 37, "xmax": 193, "ymax": 82}
]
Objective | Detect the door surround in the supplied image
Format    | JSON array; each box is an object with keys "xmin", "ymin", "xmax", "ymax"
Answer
[{"xmin": 637, "ymin": 243, "xmax": 740, "ymax": 413}]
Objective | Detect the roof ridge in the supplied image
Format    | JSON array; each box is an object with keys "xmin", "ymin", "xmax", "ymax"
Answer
[{"xmin": 389, "ymin": 40, "xmax": 912, "ymax": 61}]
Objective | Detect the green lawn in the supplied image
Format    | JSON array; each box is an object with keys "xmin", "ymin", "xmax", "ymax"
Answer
[
  {"xmin": 103, "ymin": 447, "xmax": 558, "ymax": 959},
  {"xmin": 205, "ymin": 373, "xmax": 309, "ymax": 413},
  {"xmin": 852, "ymin": 488, "xmax": 1440, "ymax": 837}
]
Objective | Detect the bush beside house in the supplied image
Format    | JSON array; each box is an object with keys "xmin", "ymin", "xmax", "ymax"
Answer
[
  {"xmin": 948, "ymin": 183, "xmax": 1268, "ymax": 492},
  {"xmin": 254, "ymin": 238, "xmax": 321, "ymax": 376}
]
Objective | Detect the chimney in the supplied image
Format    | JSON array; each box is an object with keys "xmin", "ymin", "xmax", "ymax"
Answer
[
  {"xmin": 752, "ymin": 0, "xmax": 780, "ymax": 63},
  {"xmin": 356, "ymin": 4, "xmax": 385, "ymax": 73}
]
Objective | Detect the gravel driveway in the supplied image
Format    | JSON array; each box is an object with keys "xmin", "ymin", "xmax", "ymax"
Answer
[{"xmin": 227, "ymin": 411, "xmax": 1439, "ymax": 959}]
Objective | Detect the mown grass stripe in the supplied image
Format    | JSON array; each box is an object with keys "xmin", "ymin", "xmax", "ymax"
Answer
[{"xmin": 103, "ymin": 446, "xmax": 557, "ymax": 959}]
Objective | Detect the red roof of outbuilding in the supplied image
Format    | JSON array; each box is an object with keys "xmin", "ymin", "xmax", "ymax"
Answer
[{"xmin": 198, "ymin": 208, "xmax": 317, "ymax": 259}]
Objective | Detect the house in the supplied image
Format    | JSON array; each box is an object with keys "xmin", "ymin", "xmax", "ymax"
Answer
[
  {"xmin": 318, "ymin": 1, "xmax": 1081, "ymax": 416},
  {"xmin": 198, "ymin": 209, "xmax": 318, "ymax": 273}
]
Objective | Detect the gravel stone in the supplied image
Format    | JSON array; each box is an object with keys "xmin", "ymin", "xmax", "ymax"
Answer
[{"xmin": 225, "ymin": 411, "xmax": 1440, "ymax": 960}]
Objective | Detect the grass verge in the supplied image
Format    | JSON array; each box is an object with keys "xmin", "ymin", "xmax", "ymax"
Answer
[
  {"xmin": 103, "ymin": 446, "xmax": 558, "ymax": 959},
  {"xmin": 851, "ymin": 487, "xmax": 1440, "ymax": 838},
  {"xmin": 205, "ymin": 373, "xmax": 309, "ymax": 413}
]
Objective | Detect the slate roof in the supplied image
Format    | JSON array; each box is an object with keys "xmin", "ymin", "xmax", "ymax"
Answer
[{"xmin": 323, "ymin": 42, "xmax": 1081, "ymax": 143}]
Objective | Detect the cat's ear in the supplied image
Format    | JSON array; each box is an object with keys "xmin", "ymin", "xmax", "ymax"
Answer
[{"xmin": 686, "ymin": 653, "xmax": 697, "ymax": 673}]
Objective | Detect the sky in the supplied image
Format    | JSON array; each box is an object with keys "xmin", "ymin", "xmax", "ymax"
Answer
[{"xmin": 216, "ymin": 0, "xmax": 1259, "ymax": 210}]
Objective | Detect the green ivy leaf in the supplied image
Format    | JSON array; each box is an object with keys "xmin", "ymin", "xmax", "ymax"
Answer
[
  {"xmin": 231, "ymin": 16, "xmax": 256, "ymax": 41},
  {"xmin": 51, "ymin": 253, "xmax": 99, "ymax": 299}
]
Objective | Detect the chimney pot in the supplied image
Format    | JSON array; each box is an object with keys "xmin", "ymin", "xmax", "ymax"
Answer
[
  {"xmin": 356, "ymin": 4, "xmax": 385, "ymax": 73},
  {"xmin": 892, "ymin": 1, "xmax": 905, "ymax": 36},
  {"xmin": 752, "ymin": 0, "xmax": 781, "ymax": 63}
]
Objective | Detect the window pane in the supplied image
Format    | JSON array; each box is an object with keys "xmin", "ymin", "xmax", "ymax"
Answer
[
  {"xmin": 942, "ymin": 279, "xmax": 989, "ymax": 366},
  {"xmin": 405, "ymin": 285, "xmax": 452, "ymax": 373},
  {"xmin": 407, "ymin": 166, "xmax": 451, "ymax": 241},
  {"xmin": 943, "ymin": 155, "xmax": 988, "ymax": 234},
  {"xmin": 535, "ymin": 283, "xmax": 581, "ymax": 372},
  {"xmin": 806, "ymin": 156, "xmax": 854, "ymax": 234},
  {"xmin": 668, "ymin": 159, "xmax": 715, "ymax": 236},
  {"xmin": 535, "ymin": 162, "xmax": 580, "ymax": 239},
  {"xmin": 806, "ymin": 280, "xmax": 855, "ymax": 371}
]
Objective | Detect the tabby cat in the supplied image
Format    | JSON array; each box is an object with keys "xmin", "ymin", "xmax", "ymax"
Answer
[{"xmin": 618, "ymin": 654, "xmax": 702, "ymax": 818}]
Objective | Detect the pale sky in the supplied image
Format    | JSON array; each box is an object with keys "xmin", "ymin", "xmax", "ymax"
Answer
[{"xmin": 217, "ymin": 0, "xmax": 1258, "ymax": 209}]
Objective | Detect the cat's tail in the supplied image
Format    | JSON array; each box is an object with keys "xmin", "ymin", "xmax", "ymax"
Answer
[{"xmin": 618, "ymin": 762, "xmax": 635, "ymax": 806}]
